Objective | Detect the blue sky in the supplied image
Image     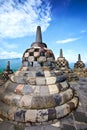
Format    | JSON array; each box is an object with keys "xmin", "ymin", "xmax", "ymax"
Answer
[{"xmin": 0, "ymin": 0, "xmax": 87, "ymax": 63}]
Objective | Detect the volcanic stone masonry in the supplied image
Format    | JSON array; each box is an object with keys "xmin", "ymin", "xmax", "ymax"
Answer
[
  {"xmin": 56, "ymin": 49, "xmax": 79, "ymax": 82},
  {"xmin": 73, "ymin": 54, "xmax": 87, "ymax": 77},
  {"xmin": 56, "ymin": 49, "xmax": 71, "ymax": 72},
  {"xmin": 0, "ymin": 26, "xmax": 79, "ymax": 125},
  {"xmin": 0, "ymin": 61, "xmax": 13, "ymax": 86}
]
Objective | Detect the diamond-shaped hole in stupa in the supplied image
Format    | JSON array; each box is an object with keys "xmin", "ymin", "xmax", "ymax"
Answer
[{"xmin": 0, "ymin": 26, "xmax": 79, "ymax": 125}]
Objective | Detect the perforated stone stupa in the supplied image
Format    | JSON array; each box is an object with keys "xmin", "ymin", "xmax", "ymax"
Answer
[
  {"xmin": 0, "ymin": 26, "xmax": 79, "ymax": 125},
  {"xmin": 56, "ymin": 49, "xmax": 71, "ymax": 72},
  {"xmin": 0, "ymin": 61, "xmax": 13, "ymax": 86},
  {"xmin": 3, "ymin": 61, "xmax": 13, "ymax": 75},
  {"xmin": 74, "ymin": 54, "xmax": 87, "ymax": 77}
]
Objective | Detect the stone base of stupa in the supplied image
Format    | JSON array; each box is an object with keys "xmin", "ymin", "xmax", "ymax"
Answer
[{"xmin": 0, "ymin": 78, "xmax": 87, "ymax": 129}]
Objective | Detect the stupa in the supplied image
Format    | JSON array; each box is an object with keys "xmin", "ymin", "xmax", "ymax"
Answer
[
  {"xmin": 3, "ymin": 61, "xmax": 13, "ymax": 75},
  {"xmin": 74, "ymin": 54, "xmax": 87, "ymax": 77},
  {"xmin": 0, "ymin": 61, "xmax": 13, "ymax": 86},
  {"xmin": 56, "ymin": 49, "xmax": 71, "ymax": 72},
  {"xmin": 0, "ymin": 26, "xmax": 79, "ymax": 125}
]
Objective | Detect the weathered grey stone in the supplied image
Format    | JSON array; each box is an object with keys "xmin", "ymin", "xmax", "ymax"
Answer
[
  {"xmin": 0, "ymin": 26, "xmax": 79, "ymax": 125},
  {"xmin": 19, "ymin": 95, "xmax": 32, "ymax": 108},
  {"xmin": 21, "ymin": 84, "xmax": 33, "ymax": 94},
  {"xmin": 39, "ymin": 85, "xmax": 50, "ymax": 96},
  {"xmin": 36, "ymin": 77, "xmax": 46, "ymax": 85},
  {"xmin": 48, "ymin": 108, "xmax": 56, "ymax": 120},
  {"xmin": 44, "ymin": 70, "xmax": 51, "ymax": 77},
  {"xmin": 14, "ymin": 109, "xmax": 26, "ymax": 122},
  {"xmin": 38, "ymin": 56, "xmax": 46, "ymax": 62},
  {"xmin": 48, "ymin": 85, "xmax": 59, "ymax": 94},
  {"xmin": 46, "ymin": 77, "xmax": 56, "ymax": 85},
  {"xmin": 28, "ymin": 56, "xmax": 34, "ymax": 62},
  {"xmin": 25, "ymin": 110, "xmax": 37, "ymax": 122},
  {"xmin": 36, "ymin": 109, "xmax": 48, "ymax": 122},
  {"xmin": 26, "ymin": 77, "xmax": 36, "ymax": 85},
  {"xmin": 60, "ymin": 81, "xmax": 69, "ymax": 91}
]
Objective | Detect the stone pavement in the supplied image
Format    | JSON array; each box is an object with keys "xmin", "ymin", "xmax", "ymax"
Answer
[{"xmin": 0, "ymin": 78, "xmax": 87, "ymax": 130}]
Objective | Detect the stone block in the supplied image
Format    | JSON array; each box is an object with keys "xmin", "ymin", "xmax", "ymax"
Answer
[
  {"xmin": 23, "ymin": 61, "xmax": 29, "ymax": 66},
  {"xmin": 36, "ymin": 77, "xmax": 46, "ymax": 85},
  {"xmin": 33, "ymin": 85, "xmax": 40, "ymax": 94},
  {"xmin": 34, "ymin": 52, "xmax": 40, "ymax": 57},
  {"xmin": 39, "ymin": 85, "xmax": 49, "ymax": 96},
  {"xmin": 36, "ymin": 109, "xmax": 48, "ymax": 122},
  {"xmin": 44, "ymin": 70, "xmax": 51, "ymax": 77},
  {"xmin": 31, "ymin": 96, "xmax": 46, "ymax": 109},
  {"xmin": 26, "ymin": 77, "xmax": 36, "ymax": 85},
  {"xmin": 60, "ymin": 88, "xmax": 73, "ymax": 104},
  {"xmin": 21, "ymin": 84, "xmax": 33, "ymax": 94},
  {"xmin": 48, "ymin": 108, "xmax": 56, "ymax": 120},
  {"xmin": 24, "ymin": 52, "xmax": 29, "ymax": 57},
  {"xmin": 38, "ymin": 56, "xmax": 46, "ymax": 62},
  {"xmin": 55, "ymin": 104, "xmax": 69, "ymax": 118},
  {"xmin": 60, "ymin": 81, "xmax": 69, "ymax": 91},
  {"xmin": 1, "ymin": 92, "xmax": 21, "ymax": 106},
  {"xmin": 25, "ymin": 110, "xmax": 37, "ymax": 122},
  {"xmin": 8, "ymin": 107, "xmax": 17, "ymax": 120},
  {"xmin": 47, "ymin": 57, "xmax": 54, "ymax": 61},
  {"xmin": 14, "ymin": 109, "xmax": 26, "ymax": 122},
  {"xmin": 36, "ymin": 71, "xmax": 44, "ymax": 77},
  {"xmin": 46, "ymin": 77, "xmax": 56, "ymax": 85},
  {"xmin": 48, "ymin": 85, "xmax": 59, "ymax": 94},
  {"xmin": 54, "ymin": 94, "xmax": 62, "ymax": 105},
  {"xmin": 19, "ymin": 95, "xmax": 32, "ymax": 108},
  {"xmin": 28, "ymin": 56, "xmax": 34, "ymax": 62},
  {"xmin": 14, "ymin": 84, "xmax": 24, "ymax": 94}
]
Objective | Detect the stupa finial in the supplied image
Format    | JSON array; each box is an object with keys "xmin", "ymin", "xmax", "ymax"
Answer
[
  {"xmin": 78, "ymin": 54, "xmax": 81, "ymax": 61},
  {"xmin": 6, "ymin": 61, "xmax": 10, "ymax": 71},
  {"xmin": 60, "ymin": 48, "xmax": 63, "ymax": 57},
  {"xmin": 36, "ymin": 26, "xmax": 42, "ymax": 43}
]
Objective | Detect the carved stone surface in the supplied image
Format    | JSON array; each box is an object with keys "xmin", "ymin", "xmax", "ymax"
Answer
[
  {"xmin": 0, "ymin": 26, "xmax": 79, "ymax": 125},
  {"xmin": 73, "ymin": 54, "xmax": 87, "ymax": 77}
]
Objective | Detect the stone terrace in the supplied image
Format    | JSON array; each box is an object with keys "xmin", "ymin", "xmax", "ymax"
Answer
[{"xmin": 0, "ymin": 78, "xmax": 87, "ymax": 130}]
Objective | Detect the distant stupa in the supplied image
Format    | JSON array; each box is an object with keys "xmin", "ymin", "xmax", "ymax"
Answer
[
  {"xmin": 56, "ymin": 49, "xmax": 70, "ymax": 70},
  {"xmin": 74, "ymin": 54, "xmax": 85, "ymax": 69},
  {"xmin": 0, "ymin": 61, "xmax": 13, "ymax": 86},
  {"xmin": 73, "ymin": 54, "xmax": 87, "ymax": 77},
  {"xmin": 0, "ymin": 26, "xmax": 79, "ymax": 125},
  {"xmin": 4, "ymin": 61, "xmax": 13, "ymax": 74}
]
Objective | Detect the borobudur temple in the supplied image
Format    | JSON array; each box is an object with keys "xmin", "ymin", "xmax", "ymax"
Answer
[{"xmin": 0, "ymin": 26, "xmax": 79, "ymax": 125}]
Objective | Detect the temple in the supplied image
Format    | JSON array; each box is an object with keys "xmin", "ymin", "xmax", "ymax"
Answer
[{"xmin": 0, "ymin": 26, "xmax": 79, "ymax": 125}]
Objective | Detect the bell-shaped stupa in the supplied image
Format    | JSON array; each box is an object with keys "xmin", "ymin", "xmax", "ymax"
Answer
[
  {"xmin": 3, "ymin": 61, "xmax": 13, "ymax": 74},
  {"xmin": 74, "ymin": 54, "xmax": 87, "ymax": 77},
  {"xmin": 0, "ymin": 61, "xmax": 13, "ymax": 86},
  {"xmin": 56, "ymin": 49, "xmax": 71, "ymax": 72},
  {"xmin": 0, "ymin": 26, "xmax": 79, "ymax": 125},
  {"xmin": 74, "ymin": 54, "xmax": 85, "ymax": 69}
]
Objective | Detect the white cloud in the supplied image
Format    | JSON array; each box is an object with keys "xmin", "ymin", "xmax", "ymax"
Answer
[
  {"xmin": 80, "ymin": 30, "xmax": 87, "ymax": 33},
  {"xmin": 0, "ymin": 39, "xmax": 21, "ymax": 59},
  {"xmin": 0, "ymin": 0, "xmax": 51, "ymax": 38},
  {"xmin": 0, "ymin": 39, "xmax": 17, "ymax": 50},
  {"xmin": 56, "ymin": 37, "xmax": 80, "ymax": 44},
  {"xmin": 0, "ymin": 48, "xmax": 22, "ymax": 59}
]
